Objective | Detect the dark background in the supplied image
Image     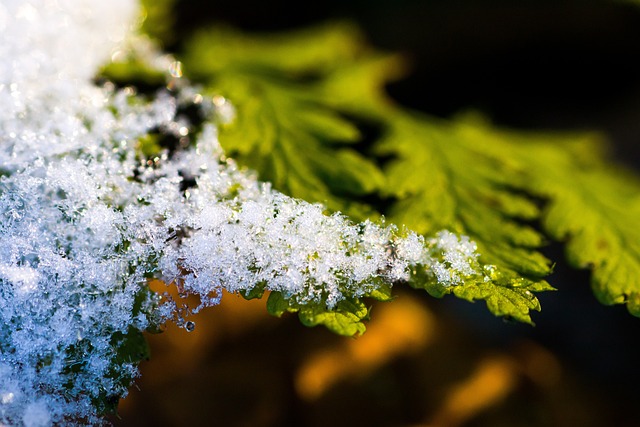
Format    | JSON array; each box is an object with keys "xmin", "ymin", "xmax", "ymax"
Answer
[{"xmin": 114, "ymin": 1, "xmax": 640, "ymax": 426}]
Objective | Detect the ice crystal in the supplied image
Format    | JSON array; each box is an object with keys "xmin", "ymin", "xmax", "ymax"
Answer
[
  {"xmin": 426, "ymin": 231, "xmax": 481, "ymax": 286},
  {"xmin": 0, "ymin": 0, "xmax": 484, "ymax": 425}
]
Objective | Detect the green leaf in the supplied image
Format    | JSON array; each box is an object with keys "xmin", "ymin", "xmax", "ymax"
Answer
[
  {"xmin": 178, "ymin": 23, "xmax": 555, "ymax": 324},
  {"xmin": 183, "ymin": 23, "xmax": 367, "ymax": 76},
  {"xmin": 430, "ymin": 115, "xmax": 640, "ymax": 317},
  {"xmin": 181, "ymin": 24, "xmax": 389, "ymax": 219},
  {"xmin": 487, "ymin": 124, "xmax": 640, "ymax": 316},
  {"xmin": 365, "ymin": 281, "xmax": 394, "ymax": 302},
  {"xmin": 266, "ymin": 291, "xmax": 370, "ymax": 336},
  {"xmin": 451, "ymin": 281, "xmax": 550, "ymax": 325},
  {"xmin": 407, "ymin": 236, "xmax": 553, "ymax": 324},
  {"xmin": 266, "ymin": 291, "xmax": 293, "ymax": 317},
  {"xmin": 239, "ymin": 282, "xmax": 267, "ymax": 300},
  {"xmin": 372, "ymin": 113, "xmax": 552, "ymax": 321},
  {"xmin": 298, "ymin": 299, "xmax": 369, "ymax": 337},
  {"xmin": 177, "ymin": 22, "xmax": 640, "ymax": 323}
]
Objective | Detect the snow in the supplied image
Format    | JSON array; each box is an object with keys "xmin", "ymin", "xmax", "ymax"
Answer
[{"xmin": 0, "ymin": 1, "xmax": 484, "ymax": 425}]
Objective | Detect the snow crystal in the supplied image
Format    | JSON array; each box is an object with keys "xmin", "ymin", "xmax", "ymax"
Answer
[
  {"xmin": 22, "ymin": 401, "xmax": 51, "ymax": 427},
  {"xmin": 426, "ymin": 231, "xmax": 482, "ymax": 286},
  {"xmin": 0, "ymin": 0, "xmax": 484, "ymax": 425}
]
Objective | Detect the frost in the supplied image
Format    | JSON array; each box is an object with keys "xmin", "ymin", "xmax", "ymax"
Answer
[
  {"xmin": 426, "ymin": 231, "xmax": 482, "ymax": 286},
  {"xmin": 0, "ymin": 0, "xmax": 484, "ymax": 425}
]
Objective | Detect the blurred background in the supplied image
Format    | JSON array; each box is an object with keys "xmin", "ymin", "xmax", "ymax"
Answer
[{"xmin": 113, "ymin": 1, "xmax": 640, "ymax": 426}]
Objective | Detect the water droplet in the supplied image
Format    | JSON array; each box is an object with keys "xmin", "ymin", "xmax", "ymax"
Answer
[
  {"xmin": 169, "ymin": 61, "xmax": 183, "ymax": 78},
  {"xmin": 184, "ymin": 321, "xmax": 195, "ymax": 332}
]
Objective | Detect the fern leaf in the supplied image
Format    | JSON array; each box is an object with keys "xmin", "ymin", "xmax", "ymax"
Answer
[
  {"xmin": 182, "ymin": 24, "xmax": 386, "ymax": 219},
  {"xmin": 179, "ymin": 24, "xmax": 555, "ymax": 323}
]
